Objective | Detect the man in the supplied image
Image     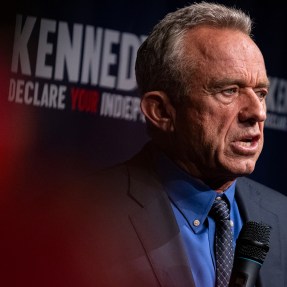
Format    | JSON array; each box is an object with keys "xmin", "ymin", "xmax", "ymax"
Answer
[{"xmin": 69, "ymin": 2, "xmax": 287, "ymax": 287}]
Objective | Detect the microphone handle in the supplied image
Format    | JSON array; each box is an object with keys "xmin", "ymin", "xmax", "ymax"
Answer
[{"xmin": 229, "ymin": 257, "xmax": 261, "ymax": 287}]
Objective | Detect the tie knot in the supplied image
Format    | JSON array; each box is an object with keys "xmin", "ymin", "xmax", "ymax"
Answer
[{"xmin": 210, "ymin": 196, "xmax": 230, "ymax": 221}]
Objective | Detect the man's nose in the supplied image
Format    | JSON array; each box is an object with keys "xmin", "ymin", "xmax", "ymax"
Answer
[{"xmin": 238, "ymin": 91, "xmax": 267, "ymax": 124}]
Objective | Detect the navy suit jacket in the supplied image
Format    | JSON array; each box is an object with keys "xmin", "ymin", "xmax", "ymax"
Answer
[{"xmin": 72, "ymin": 143, "xmax": 287, "ymax": 287}]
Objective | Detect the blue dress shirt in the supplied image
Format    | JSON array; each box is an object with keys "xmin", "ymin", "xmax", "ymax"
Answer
[{"xmin": 155, "ymin": 152, "xmax": 243, "ymax": 287}]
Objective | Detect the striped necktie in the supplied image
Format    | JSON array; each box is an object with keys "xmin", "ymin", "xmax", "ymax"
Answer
[{"xmin": 210, "ymin": 196, "xmax": 234, "ymax": 287}]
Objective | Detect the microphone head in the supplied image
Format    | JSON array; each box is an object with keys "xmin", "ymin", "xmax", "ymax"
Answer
[{"xmin": 236, "ymin": 221, "xmax": 271, "ymax": 264}]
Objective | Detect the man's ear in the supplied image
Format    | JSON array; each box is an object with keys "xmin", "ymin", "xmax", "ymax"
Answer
[{"xmin": 140, "ymin": 91, "xmax": 176, "ymax": 132}]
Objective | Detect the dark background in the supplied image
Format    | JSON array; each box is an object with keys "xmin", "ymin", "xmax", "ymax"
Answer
[
  {"xmin": 1, "ymin": 0, "xmax": 286, "ymax": 194},
  {"xmin": 0, "ymin": 1, "xmax": 286, "ymax": 286}
]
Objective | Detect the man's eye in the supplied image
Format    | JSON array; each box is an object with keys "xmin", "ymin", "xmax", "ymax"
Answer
[
  {"xmin": 256, "ymin": 90, "xmax": 268, "ymax": 101},
  {"xmin": 222, "ymin": 88, "xmax": 238, "ymax": 96}
]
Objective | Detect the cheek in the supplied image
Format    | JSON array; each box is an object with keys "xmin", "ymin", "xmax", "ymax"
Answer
[
  {"xmin": 218, "ymin": 111, "xmax": 237, "ymax": 137},
  {"xmin": 178, "ymin": 103, "xmax": 235, "ymax": 150},
  {"xmin": 204, "ymin": 114, "xmax": 232, "ymax": 144},
  {"xmin": 175, "ymin": 112, "xmax": 206, "ymax": 151},
  {"xmin": 189, "ymin": 115, "xmax": 224, "ymax": 156},
  {"xmin": 202, "ymin": 115, "xmax": 238, "ymax": 162}
]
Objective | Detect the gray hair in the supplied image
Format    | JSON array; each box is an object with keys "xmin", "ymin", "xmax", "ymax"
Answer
[{"xmin": 135, "ymin": 1, "xmax": 253, "ymax": 104}]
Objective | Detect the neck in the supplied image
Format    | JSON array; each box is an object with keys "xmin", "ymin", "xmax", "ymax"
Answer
[
  {"xmin": 173, "ymin": 158, "xmax": 236, "ymax": 193},
  {"xmin": 153, "ymin": 141, "xmax": 237, "ymax": 193},
  {"xmin": 204, "ymin": 179, "xmax": 236, "ymax": 193}
]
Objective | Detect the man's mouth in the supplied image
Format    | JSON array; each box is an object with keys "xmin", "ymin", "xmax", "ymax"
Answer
[
  {"xmin": 231, "ymin": 135, "xmax": 261, "ymax": 155},
  {"xmin": 239, "ymin": 135, "xmax": 260, "ymax": 147}
]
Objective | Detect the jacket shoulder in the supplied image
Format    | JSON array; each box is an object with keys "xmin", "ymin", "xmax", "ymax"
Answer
[{"xmin": 237, "ymin": 176, "xmax": 287, "ymax": 209}]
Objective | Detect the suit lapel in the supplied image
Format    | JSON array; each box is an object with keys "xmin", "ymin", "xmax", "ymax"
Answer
[
  {"xmin": 235, "ymin": 177, "xmax": 283, "ymax": 287},
  {"xmin": 126, "ymin": 144, "xmax": 284, "ymax": 287},
  {"xmin": 127, "ymin": 153, "xmax": 195, "ymax": 287}
]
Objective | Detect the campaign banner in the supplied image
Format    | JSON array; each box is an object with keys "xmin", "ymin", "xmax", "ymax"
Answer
[{"xmin": 1, "ymin": 0, "xmax": 286, "ymax": 196}]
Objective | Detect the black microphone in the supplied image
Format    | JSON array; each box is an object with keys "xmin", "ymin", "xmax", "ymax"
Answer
[{"xmin": 228, "ymin": 221, "xmax": 271, "ymax": 287}]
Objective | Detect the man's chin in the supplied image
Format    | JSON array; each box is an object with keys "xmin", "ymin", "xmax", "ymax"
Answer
[{"xmin": 226, "ymin": 160, "xmax": 256, "ymax": 177}]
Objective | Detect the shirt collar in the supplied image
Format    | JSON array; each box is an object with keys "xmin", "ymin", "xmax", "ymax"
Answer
[{"xmin": 155, "ymin": 151, "xmax": 237, "ymax": 233}]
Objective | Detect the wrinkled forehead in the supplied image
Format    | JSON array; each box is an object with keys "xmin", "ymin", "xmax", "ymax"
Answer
[
  {"xmin": 184, "ymin": 26, "xmax": 263, "ymax": 62},
  {"xmin": 183, "ymin": 26, "xmax": 268, "ymax": 84}
]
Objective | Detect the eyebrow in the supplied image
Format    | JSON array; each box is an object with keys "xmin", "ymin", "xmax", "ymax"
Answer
[{"xmin": 207, "ymin": 78, "xmax": 270, "ymax": 89}]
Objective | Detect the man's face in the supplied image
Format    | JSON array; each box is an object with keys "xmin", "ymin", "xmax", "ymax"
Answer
[{"xmin": 171, "ymin": 27, "xmax": 269, "ymax": 186}]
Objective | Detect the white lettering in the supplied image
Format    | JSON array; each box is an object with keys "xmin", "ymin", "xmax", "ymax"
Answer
[
  {"xmin": 24, "ymin": 81, "xmax": 34, "ymax": 104},
  {"xmin": 100, "ymin": 92, "xmax": 144, "ymax": 122},
  {"xmin": 265, "ymin": 113, "xmax": 287, "ymax": 131},
  {"xmin": 117, "ymin": 32, "xmax": 140, "ymax": 91},
  {"xmin": 8, "ymin": 78, "xmax": 66, "ymax": 110},
  {"xmin": 99, "ymin": 29, "xmax": 120, "ymax": 88},
  {"xmin": 11, "ymin": 15, "xmax": 36, "ymax": 75},
  {"xmin": 8, "ymin": 79, "xmax": 16, "ymax": 101},
  {"xmin": 81, "ymin": 26, "xmax": 103, "ymax": 85},
  {"xmin": 54, "ymin": 22, "xmax": 83, "ymax": 82},
  {"xmin": 35, "ymin": 18, "xmax": 56, "ymax": 79},
  {"xmin": 15, "ymin": 79, "xmax": 25, "ymax": 103},
  {"xmin": 11, "ymin": 15, "xmax": 147, "ymax": 92},
  {"xmin": 267, "ymin": 77, "xmax": 287, "ymax": 113},
  {"xmin": 276, "ymin": 79, "xmax": 287, "ymax": 113}
]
